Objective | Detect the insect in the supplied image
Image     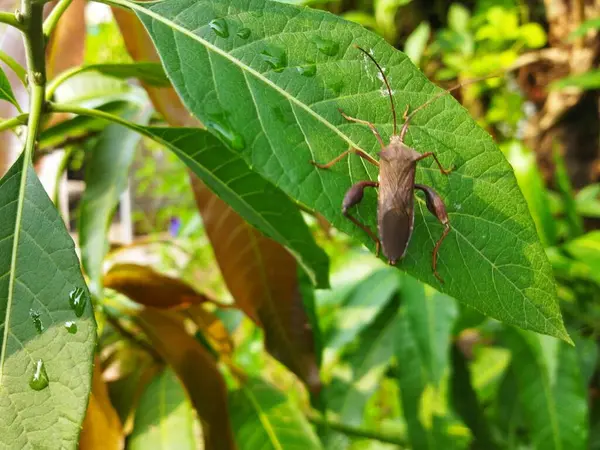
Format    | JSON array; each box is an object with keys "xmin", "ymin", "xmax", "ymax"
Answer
[{"xmin": 310, "ymin": 45, "xmax": 458, "ymax": 283}]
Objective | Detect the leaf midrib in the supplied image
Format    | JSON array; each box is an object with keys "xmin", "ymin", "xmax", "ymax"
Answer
[{"xmin": 243, "ymin": 385, "xmax": 284, "ymax": 450}]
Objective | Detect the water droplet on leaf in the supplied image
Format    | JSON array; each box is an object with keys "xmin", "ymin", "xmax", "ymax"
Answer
[
  {"xmin": 260, "ymin": 48, "xmax": 287, "ymax": 73},
  {"xmin": 29, "ymin": 359, "xmax": 49, "ymax": 391},
  {"xmin": 209, "ymin": 18, "xmax": 229, "ymax": 38},
  {"xmin": 297, "ymin": 65, "xmax": 316, "ymax": 77},
  {"xmin": 64, "ymin": 321, "xmax": 78, "ymax": 334},
  {"xmin": 205, "ymin": 113, "xmax": 245, "ymax": 150},
  {"xmin": 29, "ymin": 309, "xmax": 44, "ymax": 334},
  {"xmin": 237, "ymin": 27, "xmax": 251, "ymax": 39},
  {"xmin": 69, "ymin": 287, "xmax": 87, "ymax": 317},
  {"xmin": 313, "ymin": 36, "xmax": 339, "ymax": 56}
]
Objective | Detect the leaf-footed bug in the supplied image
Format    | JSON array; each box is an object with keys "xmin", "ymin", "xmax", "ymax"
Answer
[{"xmin": 310, "ymin": 45, "xmax": 496, "ymax": 283}]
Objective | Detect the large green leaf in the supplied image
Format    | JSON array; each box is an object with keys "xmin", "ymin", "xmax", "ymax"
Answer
[
  {"xmin": 79, "ymin": 106, "xmax": 151, "ymax": 294},
  {"xmin": 395, "ymin": 276, "xmax": 467, "ymax": 450},
  {"xmin": 129, "ymin": 368, "xmax": 199, "ymax": 450},
  {"xmin": 504, "ymin": 329, "xmax": 588, "ymax": 450},
  {"xmin": 149, "ymin": 126, "xmax": 329, "ymax": 287},
  {"xmin": 117, "ymin": 0, "xmax": 568, "ymax": 341},
  {"xmin": 0, "ymin": 155, "xmax": 96, "ymax": 448},
  {"xmin": 228, "ymin": 378, "xmax": 323, "ymax": 449}
]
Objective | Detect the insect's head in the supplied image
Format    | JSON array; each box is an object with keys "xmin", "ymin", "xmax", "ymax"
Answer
[{"xmin": 354, "ymin": 45, "xmax": 398, "ymax": 137}]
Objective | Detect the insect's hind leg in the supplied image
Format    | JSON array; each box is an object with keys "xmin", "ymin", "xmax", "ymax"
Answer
[
  {"xmin": 342, "ymin": 180, "xmax": 381, "ymax": 256},
  {"xmin": 414, "ymin": 183, "xmax": 450, "ymax": 283}
]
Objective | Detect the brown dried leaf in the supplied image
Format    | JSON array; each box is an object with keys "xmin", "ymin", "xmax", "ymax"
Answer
[
  {"xmin": 192, "ymin": 180, "xmax": 321, "ymax": 394},
  {"xmin": 104, "ymin": 263, "xmax": 207, "ymax": 308},
  {"xmin": 137, "ymin": 307, "xmax": 236, "ymax": 450},
  {"xmin": 79, "ymin": 358, "xmax": 124, "ymax": 450},
  {"xmin": 186, "ymin": 305, "xmax": 234, "ymax": 360}
]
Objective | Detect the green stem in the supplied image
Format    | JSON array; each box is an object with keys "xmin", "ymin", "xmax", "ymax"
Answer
[
  {"xmin": 0, "ymin": 114, "xmax": 28, "ymax": 133},
  {"xmin": 307, "ymin": 414, "xmax": 407, "ymax": 446},
  {"xmin": 46, "ymin": 66, "xmax": 82, "ymax": 99},
  {"xmin": 0, "ymin": 11, "xmax": 24, "ymax": 31},
  {"xmin": 0, "ymin": 50, "xmax": 27, "ymax": 86},
  {"xmin": 43, "ymin": 0, "xmax": 73, "ymax": 39}
]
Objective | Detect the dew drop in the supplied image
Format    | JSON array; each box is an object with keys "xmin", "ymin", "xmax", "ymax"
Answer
[
  {"xmin": 209, "ymin": 18, "xmax": 229, "ymax": 38},
  {"xmin": 29, "ymin": 359, "xmax": 49, "ymax": 391},
  {"xmin": 237, "ymin": 27, "xmax": 251, "ymax": 39},
  {"xmin": 313, "ymin": 36, "xmax": 339, "ymax": 56},
  {"xmin": 29, "ymin": 309, "xmax": 44, "ymax": 334},
  {"xmin": 205, "ymin": 113, "xmax": 245, "ymax": 150},
  {"xmin": 297, "ymin": 65, "xmax": 316, "ymax": 77},
  {"xmin": 64, "ymin": 321, "xmax": 78, "ymax": 334},
  {"xmin": 69, "ymin": 287, "xmax": 87, "ymax": 317},
  {"xmin": 260, "ymin": 48, "xmax": 287, "ymax": 73}
]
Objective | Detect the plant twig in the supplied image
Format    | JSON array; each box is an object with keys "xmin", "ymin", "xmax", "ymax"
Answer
[
  {"xmin": 0, "ymin": 114, "xmax": 28, "ymax": 133},
  {"xmin": 307, "ymin": 413, "xmax": 407, "ymax": 446},
  {"xmin": 45, "ymin": 65, "xmax": 81, "ymax": 99},
  {"xmin": 42, "ymin": 0, "xmax": 73, "ymax": 39},
  {"xmin": 0, "ymin": 11, "xmax": 24, "ymax": 31}
]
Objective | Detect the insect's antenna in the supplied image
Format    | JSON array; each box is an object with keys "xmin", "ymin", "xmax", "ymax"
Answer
[
  {"xmin": 401, "ymin": 72, "xmax": 502, "ymax": 139},
  {"xmin": 354, "ymin": 44, "xmax": 397, "ymax": 136}
]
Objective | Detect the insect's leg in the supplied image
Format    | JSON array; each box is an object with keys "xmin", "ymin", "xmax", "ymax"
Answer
[
  {"xmin": 310, "ymin": 147, "xmax": 379, "ymax": 169},
  {"xmin": 342, "ymin": 180, "xmax": 381, "ymax": 256},
  {"xmin": 414, "ymin": 183, "xmax": 450, "ymax": 283},
  {"xmin": 416, "ymin": 152, "xmax": 454, "ymax": 175},
  {"xmin": 339, "ymin": 109, "xmax": 385, "ymax": 149}
]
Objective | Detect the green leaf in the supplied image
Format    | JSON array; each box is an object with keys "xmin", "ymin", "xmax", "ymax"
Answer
[
  {"xmin": 328, "ymin": 295, "xmax": 399, "ymax": 425},
  {"xmin": 130, "ymin": 368, "xmax": 199, "ymax": 450},
  {"xmin": 404, "ymin": 22, "xmax": 431, "ymax": 66},
  {"xmin": 449, "ymin": 345, "xmax": 497, "ymax": 449},
  {"xmin": 564, "ymin": 231, "xmax": 600, "ymax": 272},
  {"xmin": 0, "ymin": 65, "xmax": 20, "ymax": 111},
  {"xmin": 551, "ymin": 69, "xmax": 600, "ymax": 91},
  {"xmin": 553, "ymin": 145, "xmax": 584, "ymax": 238},
  {"xmin": 148, "ymin": 126, "xmax": 329, "ymax": 287},
  {"xmin": 0, "ymin": 155, "xmax": 96, "ymax": 448},
  {"xmin": 503, "ymin": 141, "xmax": 556, "ymax": 246},
  {"xmin": 79, "ymin": 106, "xmax": 151, "ymax": 294},
  {"xmin": 326, "ymin": 268, "xmax": 400, "ymax": 353},
  {"xmin": 125, "ymin": 0, "xmax": 569, "ymax": 341},
  {"xmin": 448, "ymin": 4, "xmax": 470, "ymax": 34},
  {"xmin": 228, "ymin": 378, "xmax": 323, "ymax": 449},
  {"xmin": 518, "ymin": 23, "xmax": 547, "ymax": 48},
  {"xmin": 395, "ymin": 277, "xmax": 467, "ymax": 450},
  {"xmin": 504, "ymin": 329, "xmax": 588, "ymax": 450},
  {"xmin": 71, "ymin": 62, "xmax": 170, "ymax": 87}
]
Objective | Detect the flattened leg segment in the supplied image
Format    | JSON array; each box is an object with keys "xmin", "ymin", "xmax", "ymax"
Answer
[
  {"xmin": 310, "ymin": 147, "xmax": 379, "ymax": 169},
  {"xmin": 415, "ymin": 183, "xmax": 450, "ymax": 283},
  {"xmin": 342, "ymin": 180, "xmax": 381, "ymax": 256}
]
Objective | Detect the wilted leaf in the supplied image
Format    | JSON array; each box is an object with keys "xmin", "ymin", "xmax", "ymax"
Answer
[
  {"xmin": 104, "ymin": 263, "xmax": 209, "ymax": 308},
  {"xmin": 120, "ymin": 0, "xmax": 569, "ymax": 341},
  {"xmin": 79, "ymin": 106, "xmax": 151, "ymax": 294},
  {"xmin": 137, "ymin": 307, "xmax": 236, "ymax": 450},
  {"xmin": 192, "ymin": 180, "xmax": 321, "ymax": 393},
  {"xmin": 79, "ymin": 358, "xmax": 124, "ymax": 450},
  {"xmin": 186, "ymin": 305, "xmax": 235, "ymax": 360},
  {"xmin": 229, "ymin": 378, "xmax": 323, "ymax": 449},
  {"xmin": 130, "ymin": 367, "xmax": 200, "ymax": 450},
  {"xmin": 0, "ymin": 154, "xmax": 96, "ymax": 448},
  {"xmin": 504, "ymin": 329, "xmax": 588, "ymax": 450}
]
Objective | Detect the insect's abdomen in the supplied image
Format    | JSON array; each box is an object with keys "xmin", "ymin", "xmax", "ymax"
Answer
[{"xmin": 379, "ymin": 208, "xmax": 413, "ymax": 264}]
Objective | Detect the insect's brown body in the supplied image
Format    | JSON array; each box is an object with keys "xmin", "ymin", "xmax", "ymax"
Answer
[
  {"xmin": 311, "ymin": 45, "xmax": 454, "ymax": 282},
  {"xmin": 378, "ymin": 138, "xmax": 421, "ymax": 264}
]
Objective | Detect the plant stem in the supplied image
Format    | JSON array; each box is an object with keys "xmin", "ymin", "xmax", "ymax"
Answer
[
  {"xmin": 0, "ymin": 114, "xmax": 28, "ymax": 133},
  {"xmin": 0, "ymin": 12, "xmax": 24, "ymax": 31},
  {"xmin": 307, "ymin": 414, "xmax": 407, "ymax": 446},
  {"xmin": 21, "ymin": 0, "xmax": 46, "ymax": 163},
  {"xmin": 43, "ymin": 0, "xmax": 73, "ymax": 39},
  {"xmin": 45, "ymin": 66, "xmax": 82, "ymax": 99}
]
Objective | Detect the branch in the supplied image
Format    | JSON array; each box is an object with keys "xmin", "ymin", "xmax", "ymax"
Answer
[
  {"xmin": 0, "ymin": 11, "xmax": 24, "ymax": 31},
  {"xmin": 0, "ymin": 114, "xmax": 28, "ymax": 133},
  {"xmin": 43, "ymin": 0, "xmax": 73, "ymax": 39}
]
